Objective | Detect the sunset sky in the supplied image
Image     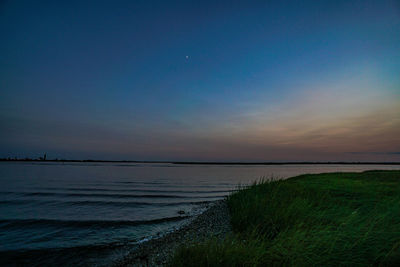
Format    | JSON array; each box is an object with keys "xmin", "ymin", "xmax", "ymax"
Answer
[{"xmin": 1, "ymin": 0, "xmax": 399, "ymax": 161}]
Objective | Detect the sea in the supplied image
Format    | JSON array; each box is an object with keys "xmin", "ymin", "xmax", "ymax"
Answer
[{"xmin": 1, "ymin": 162, "xmax": 399, "ymax": 266}]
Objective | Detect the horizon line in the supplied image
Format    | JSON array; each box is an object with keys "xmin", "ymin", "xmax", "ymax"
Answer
[{"xmin": 1, "ymin": 158, "xmax": 400, "ymax": 165}]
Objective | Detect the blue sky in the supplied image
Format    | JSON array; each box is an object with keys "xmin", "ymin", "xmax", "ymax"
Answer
[{"xmin": 1, "ymin": 0, "xmax": 399, "ymax": 161}]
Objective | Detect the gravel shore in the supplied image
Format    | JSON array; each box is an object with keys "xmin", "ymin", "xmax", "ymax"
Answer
[{"xmin": 114, "ymin": 199, "xmax": 231, "ymax": 266}]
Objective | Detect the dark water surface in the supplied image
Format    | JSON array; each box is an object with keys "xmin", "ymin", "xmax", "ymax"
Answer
[{"xmin": 1, "ymin": 162, "xmax": 399, "ymax": 266}]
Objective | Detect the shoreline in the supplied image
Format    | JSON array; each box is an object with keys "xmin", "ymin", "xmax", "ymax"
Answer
[
  {"xmin": 167, "ymin": 171, "xmax": 400, "ymax": 266},
  {"xmin": 114, "ymin": 200, "xmax": 231, "ymax": 266}
]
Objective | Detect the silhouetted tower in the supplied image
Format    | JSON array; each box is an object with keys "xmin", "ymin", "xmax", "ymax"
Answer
[{"xmin": 39, "ymin": 153, "xmax": 47, "ymax": 161}]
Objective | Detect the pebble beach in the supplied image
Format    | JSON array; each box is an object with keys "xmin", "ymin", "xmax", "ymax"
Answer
[{"xmin": 115, "ymin": 200, "xmax": 231, "ymax": 266}]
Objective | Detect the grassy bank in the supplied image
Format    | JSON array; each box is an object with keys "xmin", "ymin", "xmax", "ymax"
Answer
[{"xmin": 170, "ymin": 170, "xmax": 400, "ymax": 266}]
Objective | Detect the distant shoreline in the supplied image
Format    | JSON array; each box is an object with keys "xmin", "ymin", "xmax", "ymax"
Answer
[{"xmin": 1, "ymin": 159, "xmax": 400, "ymax": 165}]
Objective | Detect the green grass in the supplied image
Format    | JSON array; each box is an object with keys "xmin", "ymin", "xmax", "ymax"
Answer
[{"xmin": 169, "ymin": 170, "xmax": 400, "ymax": 266}]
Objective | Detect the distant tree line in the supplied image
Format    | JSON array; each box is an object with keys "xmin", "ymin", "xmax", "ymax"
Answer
[{"xmin": 0, "ymin": 156, "xmax": 399, "ymax": 165}]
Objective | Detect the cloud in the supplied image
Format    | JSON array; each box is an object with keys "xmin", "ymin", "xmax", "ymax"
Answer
[{"xmin": 348, "ymin": 152, "xmax": 400, "ymax": 155}]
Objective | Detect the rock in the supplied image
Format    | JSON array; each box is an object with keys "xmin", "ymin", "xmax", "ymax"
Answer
[{"xmin": 114, "ymin": 200, "xmax": 231, "ymax": 267}]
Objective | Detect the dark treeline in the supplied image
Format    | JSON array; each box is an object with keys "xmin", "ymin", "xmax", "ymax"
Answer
[
  {"xmin": 0, "ymin": 158, "xmax": 399, "ymax": 165},
  {"xmin": 172, "ymin": 161, "xmax": 400, "ymax": 165}
]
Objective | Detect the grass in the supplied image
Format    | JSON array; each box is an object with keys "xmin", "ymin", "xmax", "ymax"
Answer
[{"xmin": 169, "ymin": 170, "xmax": 400, "ymax": 266}]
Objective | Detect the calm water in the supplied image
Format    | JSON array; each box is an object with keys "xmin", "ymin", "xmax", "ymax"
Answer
[{"xmin": 1, "ymin": 162, "xmax": 399, "ymax": 266}]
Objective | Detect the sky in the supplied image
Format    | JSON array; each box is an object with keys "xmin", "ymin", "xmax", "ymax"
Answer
[{"xmin": 1, "ymin": 0, "xmax": 399, "ymax": 161}]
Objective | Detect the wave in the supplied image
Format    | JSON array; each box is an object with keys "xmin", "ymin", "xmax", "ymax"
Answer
[
  {"xmin": 1, "ymin": 188, "xmax": 233, "ymax": 194},
  {"xmin": 0, "ymin": 200, "xmax": 29, "ymax": 205},
  {"xmin": 0, "ymin": 199, "xmax": 215, "ymax": 207},
  {"xmin": 53, "ymin": 183, "xmax": 234, "ymax": 189},
  {"xmin": 7, "ymin": 192, "xmax": 225, "ymax": 199},
  {"xmin": 0, "ymin": 216, "xmax": 190, "ymax": 229}
]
